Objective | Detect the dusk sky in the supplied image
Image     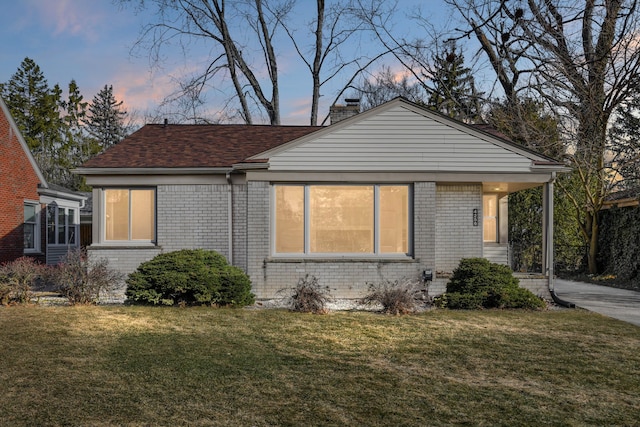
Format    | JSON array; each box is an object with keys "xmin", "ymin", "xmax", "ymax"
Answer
[{"xmin": 0, "ymin": 0, "xmax": 457, "ymax": 125}]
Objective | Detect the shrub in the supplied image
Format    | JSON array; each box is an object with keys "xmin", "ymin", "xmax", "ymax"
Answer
[
  {"xmin": 447, "ymin": 258, "xmax": 519, "ymax": 294},
  {"xmin": 48, "ymin": 249, "xmax": 124, "ymax": 305},
  {"xmin": 434, "ymin": 292, "xmax": 485, "ymax": 310},
  {"xmin": 440, "ymin": 258, "xmax": 545, "ymax": 310},
  {"xmin": 361, "ymin": 279, "xmax": 424, "ymax": 315},
  {"xmin": 125, "ymin": 249, "xmax": 254, "ymax": 307},
  {"xmin": 0, "ymin": 257, "xmax": 43, "ymax": 305},
  {"xmin": 285, "ymin": 275, "xmax": 331, "ymax": 314}
]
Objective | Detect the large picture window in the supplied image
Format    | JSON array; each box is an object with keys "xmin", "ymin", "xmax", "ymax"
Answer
[
  {"xmin": 105, "ymin": 189, "xmax": 155, "ymax": 241},
  {"xmin": 274, "ymin": 184, "xmax": 410, "ymax": 255},
  {"xmin": 47, "ymin": 205, "xmax": 79, "ymax": 245},
  {"xmin": 24, "ymin": 202, "xmax": 40, "ymax": 252}
]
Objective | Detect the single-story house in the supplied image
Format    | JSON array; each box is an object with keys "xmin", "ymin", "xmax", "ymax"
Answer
[
  {"xmin": 75, "ymin": 97, "xmax": 567, "ymax": 299},
  {"xmin": 0, "ymin": 97, "xmax": 85, "ymax": 265}
]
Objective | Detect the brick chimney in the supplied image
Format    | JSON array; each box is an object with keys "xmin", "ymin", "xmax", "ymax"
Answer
[{"xmin": 329, "ymin": 98, "xmax": 360, "ymax": 124}]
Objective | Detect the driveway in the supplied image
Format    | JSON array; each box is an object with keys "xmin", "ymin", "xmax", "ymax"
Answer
[{"xmin": 554, "ymin": 279, "xmax": 640, "ymax": 327}]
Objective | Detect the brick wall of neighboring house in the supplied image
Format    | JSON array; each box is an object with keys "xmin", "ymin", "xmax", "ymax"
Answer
[{"xmin": 0, "ymin": 108, "xmax": 43, "ymax": 264}]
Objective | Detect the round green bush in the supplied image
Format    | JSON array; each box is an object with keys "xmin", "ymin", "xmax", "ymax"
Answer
[
  {"xmin": 447, "ymin": 258, "xmax": 519, "ymax": 294},
  {"xmin": 442, "ymin": 258, "xmax": 545, "ymax": 310},
  {"xmin": 125, "ymin": 249, "xmax": 254, "ymax": 307}
]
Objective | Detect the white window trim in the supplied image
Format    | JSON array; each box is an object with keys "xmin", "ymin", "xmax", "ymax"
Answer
[
  {"xmin": 271, "ymin": 184, "xmax": 413, "ymax": 258},
  {"xmin": 23, "ymin": 200, "xmax": 41, "ymax": 254},
  {"xmin": 102, "ymin": 188, "xmax": 156, "ymax": 244}
]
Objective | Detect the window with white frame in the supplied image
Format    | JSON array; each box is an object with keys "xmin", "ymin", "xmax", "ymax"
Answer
[
  {"xmin": 274, "ymin": 184, "xmax": 410, "ymax": 255},
  {"xmin": 24, "ymin": 202, "xmax": 40, "ymax": 252},
  {"xmin": 47, "ymin": 204, "xmax": 79, "ymax": 245},
  {"xmin": 104, "ymin": 189, "xmax": 155, "ymax": 241}
]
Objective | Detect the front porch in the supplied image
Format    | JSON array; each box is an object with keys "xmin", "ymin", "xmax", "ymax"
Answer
[{"xmin": 480, "ymin": 178, "xmax": 557, "ymax": 298}]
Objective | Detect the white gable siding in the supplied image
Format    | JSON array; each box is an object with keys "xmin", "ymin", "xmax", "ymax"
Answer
[{"xmin": 268, "ymin": 105, "xmax": 532, "ymax": 172}]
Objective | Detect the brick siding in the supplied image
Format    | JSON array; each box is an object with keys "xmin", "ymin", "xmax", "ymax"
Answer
[
  {"xmin": 0, "ymin": 108, "xmax": 43, "ymax": 263},
  {"xmin": 435, "ymin": 184, "xmax": 483, "ymax": 273}
]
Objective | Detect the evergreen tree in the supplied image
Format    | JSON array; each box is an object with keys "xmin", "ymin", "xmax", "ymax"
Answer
[
  {"xmin": 427, "ymin": 43, "xmax": 483, "ymax": 123},
  {"xmin": 59, "ymin": 80, "xmax": 94, "ymax": 190},
  {"xmin": 85, "ymin": 85, "xmax": 127, "ymax": 150},
  {"xmin": 0, "ymin": 57, "xmax": 63, "ymax": 154}
]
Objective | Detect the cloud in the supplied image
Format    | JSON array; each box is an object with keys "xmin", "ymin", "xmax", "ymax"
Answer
[{"xmin": 27, "ymin": 0, "xmax": 107, "ymax": 42}]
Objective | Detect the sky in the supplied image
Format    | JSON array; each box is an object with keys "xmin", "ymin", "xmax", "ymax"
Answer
[{"xmin": 0, "ymin": 0, "xmax": 454, "ymax": 125}]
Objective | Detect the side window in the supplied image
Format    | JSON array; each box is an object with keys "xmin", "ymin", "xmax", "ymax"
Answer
[
  {"xmin": 24, "ymin": 203, "xmax": 40, "ymax": 252},
  {"xmin": 104, "ymin": 189, "xmax": 155, "ymax": 241}
]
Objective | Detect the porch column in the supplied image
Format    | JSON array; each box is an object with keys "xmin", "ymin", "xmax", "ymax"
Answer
[{"xmin": 542, "ymin": 175, "xmax": 555, "ymax": 290}]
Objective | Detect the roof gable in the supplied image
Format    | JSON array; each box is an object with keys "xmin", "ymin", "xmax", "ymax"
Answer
[
  {"xmin": 253, "ymin": 98, "xmax": 561, "ymax": 173},
  {"xmin": 0, "ymin": 97, "xmax": 47, "ymax": 186}
]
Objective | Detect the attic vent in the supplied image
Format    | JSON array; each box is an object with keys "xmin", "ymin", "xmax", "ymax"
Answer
[{"xmin": 329, "ymin": 98, "xmax": 360, "ymax": 125}]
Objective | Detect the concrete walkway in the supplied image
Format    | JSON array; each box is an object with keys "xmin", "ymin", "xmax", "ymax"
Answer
[{"xmin": 554, "ymin": 279, "xmax": 640, "ymax": 327}]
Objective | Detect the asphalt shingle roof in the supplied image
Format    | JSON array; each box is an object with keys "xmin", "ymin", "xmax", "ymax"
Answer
[{"xmin": 81, "ymin": 124, "xmax": 321, "ymax": 169}]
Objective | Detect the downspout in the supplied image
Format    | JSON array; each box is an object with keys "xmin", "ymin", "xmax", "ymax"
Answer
[
  {"xmin": 226, "ymin": 171, "xmax": 234, "ymax": 265},
  {"xmin": 545, "ymin": 172, "xmax": 575, "ymax": 308}
]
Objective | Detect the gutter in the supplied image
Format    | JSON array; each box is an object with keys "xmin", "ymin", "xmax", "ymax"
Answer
[{"xmin": 226, "ymin": 171, "xmax": 234, "ymax": 265}]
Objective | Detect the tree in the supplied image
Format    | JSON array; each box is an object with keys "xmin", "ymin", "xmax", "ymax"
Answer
[
  {"xmin": 85, "ymin": 85, "xmax": 128, "ymax": 151},
  {"xmin": 427, "ymin": 42, "xmax": 483, "ymax": 122},
  {"xmin": 58, "ymin": 80, "xmax": 94, "ymax": 190},
  {"xmin": 351, "ymin": 65, "xmax": 425, "ymax": 110},
  {"xmin": 278, "ymin": 0, "xmax": 395, "ymax": 125},
  {"xmin": 0, "ymin": 58, "xmax": 66, "ymax": 184},
  {"xmin": 120, "ymin": 0, "xmax": 395, "ymax": 125},
  {"xmin": 0, "ymin": 58, "xmax": 62, "ymax": 155},
  {"xmin": 487, "ymin": 99, "xmax": 583, "ymax": 273},
  {"xmin": 608, "ymin": 93, "xmax": 640, "ymax": 190},
  {"xmin": 120, "ymin": 0, "xmax": 288, "ymax": 124},
  {"xmin": 445, "ymin": 0, "xmax": 640, "ymax": 274}
]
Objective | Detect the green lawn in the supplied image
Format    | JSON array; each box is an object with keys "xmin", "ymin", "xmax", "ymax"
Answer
[{"xmin": 0, "ymin": 306, "xmax": 638, "ymax": 426}]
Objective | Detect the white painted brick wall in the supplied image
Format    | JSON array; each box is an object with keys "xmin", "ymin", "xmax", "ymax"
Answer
[
  {"xmin": 435, "ymin": 184, "xmax": 483, "ymax": 274},
  {"xmin": 87, "ymin": 247, "xmax": 162, "ymax": 295},
  {"xmin": 157, "ymin": 184, "xmax": 229, "ymax": 255}
]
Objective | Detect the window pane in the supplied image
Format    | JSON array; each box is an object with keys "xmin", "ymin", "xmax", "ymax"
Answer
[
  {"xmin": 275, "ymin": 186, "xmax": 304, "ymax": 253},
  {"xmin": 310, "ymin": 186, "xmax": 373, "ymax": 253},
  {"xmin": 380, "ymin": 186, "xmax": 409, "ymax": 253},
  {"xmin": 24, "ymin": 223, "xmax": 35, "ymax": 249},
  {"xmin": 68, "ymin": 210, "xmax": 76, "ymax": 244},
  {"xmin": 24, "ymin": 205, "xmax": 37, "ymax": 223},
  {"xmin": 131, "ymin": 190, "xmax": 154, "ymax": 240},
  {"xmin": 47, "ymin": 205, "xmax": 56, "ymax": 244},
  {"xmin": 483, "ymin": 195, "xmax": 498, "ymax": 242},
  {"xmin": 106, "ymin": 189, "xmax": 129, "ymax": 240},
  {"xmin": 58, "ymin": 208, "xmax": 66, "ymax": 244}
]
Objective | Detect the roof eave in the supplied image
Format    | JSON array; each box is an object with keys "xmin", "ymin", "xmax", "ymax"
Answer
[
  {"xmin": 38, "ymin": 187, "xmax": 87, "ymax": 202},
  {"xmin": 73, "ymin": 167, "xmax": 233, "ymax": 175}
]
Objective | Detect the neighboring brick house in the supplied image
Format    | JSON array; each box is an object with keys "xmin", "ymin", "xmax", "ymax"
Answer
[
  {"xmin": 76, "ymin": 98, "xmax": 567, "ymax": 299},
  {"xmin": 0, "ymin": 97, "xmax": 85, "ymax": 265}
]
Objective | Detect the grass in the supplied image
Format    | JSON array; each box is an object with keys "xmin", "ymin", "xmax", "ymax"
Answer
[{"xmin": 0, "ymin": 306, "xmax": 639, "ymax": 426}]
